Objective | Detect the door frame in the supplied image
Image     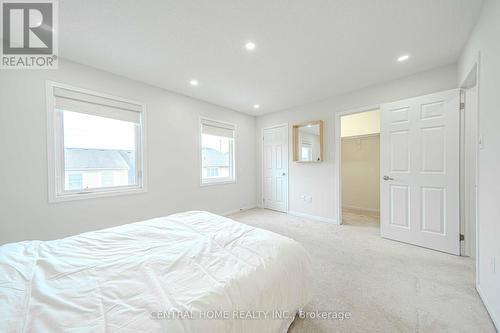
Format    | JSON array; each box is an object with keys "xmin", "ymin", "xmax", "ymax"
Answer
[
  {"xmin": 261, "ymin": 123, "xmax": 289, "ymax": 213},
  {"xmin": 459, "ymin": 52, "xmax": 480, "ymax": 275},
  {"xmin": 460, "ymin": 83, "xmax": 479, "ymax": 259},
  {"xmin": 334, "ymin": 105, "xmax": 380, "ymax": 225}
]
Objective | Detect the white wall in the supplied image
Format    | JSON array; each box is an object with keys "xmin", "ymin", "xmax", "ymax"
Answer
[
  {"xmin": 458, "ymin": 0, "xmax": 500, "ymax": 328},
  {"xmin": 256, "ymin": 64, "xmax": 457, "ymax": 222},
  {"xmin": 341, "ymin": 135, "xmax": 380, "ymax": 213},
  {"xmin": 0, "ymin": 60, "xmax": 256, "ymax": 244}
]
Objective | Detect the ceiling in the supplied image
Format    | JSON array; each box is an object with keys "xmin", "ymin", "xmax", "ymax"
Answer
[{"xmin": 58, "ymin": 0, "xmax": 483, "ymax": 115}]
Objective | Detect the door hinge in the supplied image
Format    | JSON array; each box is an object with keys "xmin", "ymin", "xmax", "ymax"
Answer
[
  {"xmin": 460, "ymin": 234, "xmax": 465, "ymax": 241},
  {"xmin": 460, "ymin": 102, "xmax": 465, "ymax": 110}
]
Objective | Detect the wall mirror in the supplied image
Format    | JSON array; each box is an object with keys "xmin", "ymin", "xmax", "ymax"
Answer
[{"xmin": 293, "ymin": 120, "xmax": 324, "ymax": 162}]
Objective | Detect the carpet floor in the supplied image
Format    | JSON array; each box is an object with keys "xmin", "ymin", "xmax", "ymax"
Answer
[{"xmin": 228, "ymin": 208, "xmax": 496, "ymax": 333}]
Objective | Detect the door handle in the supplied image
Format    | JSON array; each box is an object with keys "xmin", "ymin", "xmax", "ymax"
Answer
[
  {"xmin": 282, "ymin": 173, "xmax": 286, "ymax": 176},
  {"xmin": 383, "ymin": 175, "xmax": 394, "ymax": 181}
]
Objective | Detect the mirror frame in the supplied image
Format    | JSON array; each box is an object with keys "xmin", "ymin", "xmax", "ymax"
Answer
[{"xmin": 292, "ymin": 120, "xmax": 324, "ymax": 162}]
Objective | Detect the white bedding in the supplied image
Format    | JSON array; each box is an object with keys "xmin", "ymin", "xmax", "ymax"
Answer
[{"xmin": 0, "ymin": 211, "xmax": 312, "ymax": 332}]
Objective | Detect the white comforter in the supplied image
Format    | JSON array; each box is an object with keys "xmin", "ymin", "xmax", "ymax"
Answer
[{"xmin": 0, "ymin": 211, "xmax": 312, "ymax": 332}]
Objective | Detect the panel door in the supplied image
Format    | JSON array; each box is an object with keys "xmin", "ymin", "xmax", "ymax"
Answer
[
  {"xmin": 380, "ymin": 89, "xmax": 460, "ymax": 255},
  {"xmin": 263, "ymin": 125, "xmax": 288, "ymax": 212}
]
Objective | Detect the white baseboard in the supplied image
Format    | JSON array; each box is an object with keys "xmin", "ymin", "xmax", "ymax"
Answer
[
  {"xmin": 477, "ymin": 284, "xmax": 500, "ymax": 331},
  {"xmin": 222, "ymin": 204, "xmax": 258, "ymax": 216},
  {"xmin": 288, "ymin": 211, "xmax": 338, "ymax": 224},
  {"xmin": 342, "ymin": 204, "xmax": 380, "ymax": 214}
]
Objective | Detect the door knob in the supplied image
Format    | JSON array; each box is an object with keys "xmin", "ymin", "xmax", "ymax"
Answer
[
  {"xmin": 282, "ymin": 172, "xmax": 286, "ymax": 176},
  {"xmin": 383, "ymin": 175, "xmax": 394, "ymax": 181}
]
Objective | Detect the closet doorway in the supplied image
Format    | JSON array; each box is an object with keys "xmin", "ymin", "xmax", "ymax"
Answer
[{"xmin": 337, "ymin": 109, "xmax": 381, "ymax": 227}]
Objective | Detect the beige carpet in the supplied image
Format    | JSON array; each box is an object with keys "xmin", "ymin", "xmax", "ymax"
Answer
[{"xmin": 228, "ymin": 208, "xmax": 496, "ymax": 333}]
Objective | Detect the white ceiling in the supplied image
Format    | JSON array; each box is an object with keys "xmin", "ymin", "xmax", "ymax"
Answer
[{"xmin": 59, "ymin": 0, "xmax": 483, "ymax": 115}]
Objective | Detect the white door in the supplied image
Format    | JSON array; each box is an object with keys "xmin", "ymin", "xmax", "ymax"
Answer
[
  {"xmin": 263, "ymin": 125, "xmax": 288, "ymax": 212},
  {"xmin": 380, "ymin": 89, "xmax": 460, "ymax": 255}
]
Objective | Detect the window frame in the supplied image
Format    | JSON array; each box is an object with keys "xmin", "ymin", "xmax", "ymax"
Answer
[
  {"xmin": 199, "ymin": 117, "xmax": 236, "ymax": 186},
  {"xmin": 46, "ymin": 81, "xmax": 147, "ymax": 203}
]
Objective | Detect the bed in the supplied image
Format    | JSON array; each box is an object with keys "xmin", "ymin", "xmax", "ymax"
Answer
[{"xmin": 0, "ymin": 211, "xmax": 312, "ymax": 332}]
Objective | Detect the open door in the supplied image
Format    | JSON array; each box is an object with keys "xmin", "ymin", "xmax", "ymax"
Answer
[{"xmin": 380, "ymin": 89, "xmax": 460, "ymax": 255}]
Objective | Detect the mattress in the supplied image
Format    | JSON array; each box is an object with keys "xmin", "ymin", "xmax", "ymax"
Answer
[{"xmin": 0, "ymin": 211, "xmax": 312, "ymax": 332}]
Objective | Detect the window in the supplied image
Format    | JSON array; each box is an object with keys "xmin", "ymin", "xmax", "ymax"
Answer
[
  {"xmin": 47, "ymin": 82, "xmax": 146, "ymax": 202},
  {"xmin": 301, "ymin": 146, "xmax": 312, "ymax": 161},
  {"xmin": 200, "ymin": 118, "xmax": 235, "ymax": 185},
  {"xmin": 101, "ymin": 171, "xmax": 114, "ymax": 187},
  {"xmin": 300, "ymin": 138, "xmax": 313, "ymax": 161},
  {"xmin": 206, "ymin": 167, "xmax": 219, "ymax": 177},
  {"xmin": 67, "ymin": 173, "xmax": 83, "ymax": 190}
]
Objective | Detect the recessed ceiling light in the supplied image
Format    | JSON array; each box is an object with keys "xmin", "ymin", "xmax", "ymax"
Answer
[
  {"xmin": 253, "ymin": 104, "xmax": 260, "ymax": 109},
  {"xmin": 397, "ymin": 54, "xmax": 410, "ymax": 62},
  {"xmin": 189, "ymin": 79, "xmax": 199, "ymax": 86},
  {"xmin": 245, "ymin": 42, "xmax": 256, "ymax": 51}
]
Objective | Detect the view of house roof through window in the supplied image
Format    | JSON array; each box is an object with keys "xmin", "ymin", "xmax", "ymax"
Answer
[
  {"xmin": 62, "ymin": 110, "xmax": 138, "ymax": 191},
  {"xmin": 199, "ymin": 118, "xmax": 235, "ymax": 185},
  {"xmin": 201, "ymin": 134, "xmax": 231, "ymax": 181}
]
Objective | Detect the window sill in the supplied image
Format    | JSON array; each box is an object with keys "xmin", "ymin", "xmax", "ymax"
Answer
[
  {"xmin": 200, "ymin": 179, "xmax": 236, "ymax": 187},
  {"xmin": 49, "ymin": 186, "xmax": 146, "ymax": 203}
]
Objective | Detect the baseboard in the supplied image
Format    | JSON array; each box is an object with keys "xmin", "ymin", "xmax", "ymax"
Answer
[
  {"xmin": 342, "ymin": 204, "xmax": 380, "ymax": 215},
  {"xmin": 288, "ymin": 211, "xmax": 338, "ymax": 224},
  {"xmin": 477, "ymin": 284, "xmax": 500, "ymax": 331},
  {"xmin": 222, "ymin": 204, "xmax": 258, "ymax": 216}
]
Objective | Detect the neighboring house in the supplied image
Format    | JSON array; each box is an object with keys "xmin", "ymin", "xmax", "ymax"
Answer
[
  {"xmin": 64, "ymin": 148, "xmax": 136, "ymax": 190},
  {"xmin": 201, "ymin": 147, "xmax": 229, "ymax": 179}
]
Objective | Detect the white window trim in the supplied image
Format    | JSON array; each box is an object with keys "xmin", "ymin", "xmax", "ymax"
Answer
[
  {"xmin": 46, "ymin": 81, "xmax": 147, "ymax": 203},
  {"xmin": 199, "ymin": 117, "xmax": 236, "ymax": 187}
]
